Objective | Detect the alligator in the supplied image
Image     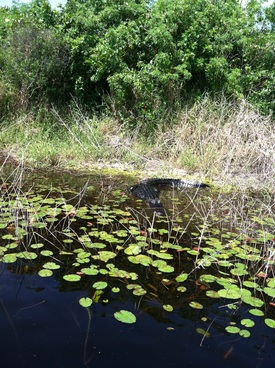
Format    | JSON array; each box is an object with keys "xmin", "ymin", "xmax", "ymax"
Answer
[{"xmin": 129, "ymin": 178, "xmax": 209, "ymax": 215}]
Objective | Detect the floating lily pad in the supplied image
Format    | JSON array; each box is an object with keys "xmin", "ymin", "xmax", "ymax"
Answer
[
  {"xmin": 30, "ymin": 243, "xmax": 44, "ymax": 249},
  {"xmin": 265, "ymin": 318, "xmax": 275, "ymax": 328},
  {"xmin": 241, "ymin": 319, "xmax": 255, "ymax": 328},
  {"xmin": 189, "ymin": 301, "xmax": 203, "ymax": 309},
  {"xmin": 248, "ymin": 309, "xmax": 264, "ymax": 317},
  {"xmin": 112, "ymin": 287, "xmax": 120, "ymax": 293},
  {"xmin": 242, "ymin": 295, "xmax": 264, "ymax": 308},
  {"xmin": 177, "ymin": 286, "xmax": 187, "ymax": 292},
  {"xmin": 225, "ymin": 326, "xmax": 240, "ymax": 334},
  {"xmin": 1, "ymin": 253, "xmax": 17, "ymax": 263},
  {"xmin": 263, "ymin": 287, "xmax": 275, "ymax": 298},
  {"xmin": 38, "ymin": 269, "xmax": 53, "ymax": 277},
  {"xmin": 114, "ymin": 310, "xmax": 136, "ymax": 324},
  {"xmin": 206, "ymin": 290, "xmax": 220, "ymax": 298},
  {"xmin": 40, "ymin": 250, "xmax": 53, "ymax": 257},
  {"xmin": 176, "ymin": 273, "xmax": 188, "ymax": 282},
  {"xmin": 218, "ymin": 288, "xmax": 242, "ymax": 300},
  {"xmin": 163, "ymin": 304, "xmax": 173, "ymax": 312},
  {"xmin": 17, "ymin": 251, "xmax": 37, "ymax": 260},
  {"xmin": 239, "ymin": 329, "xmax": 251, "ymax": 338},
  {"xmin": 63, "ymin": 274, "xmax": 81, "ymax": 282},
  {"xmin": 43, "ymin": 262, "xmax": 60, "ymax": 270},
  {"xmin": 93, "ymin": 251, "xmax": 116, "ymax": 262},
  {"xmin": 79, "ymin": 297, "xmax": 93, "ymax": 308},
  {"xmin": 93, "ymin": 281, "xmax": 108, "ymax": 290}
]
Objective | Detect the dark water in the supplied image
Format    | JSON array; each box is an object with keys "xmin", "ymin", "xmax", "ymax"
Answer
[
  {"xmin": 1, "ymin": 266, "xmax": 275, "ymax": 368},
  {"xmin": 0, "ymin": 169, "xmax": 274, "ymax": 368}
]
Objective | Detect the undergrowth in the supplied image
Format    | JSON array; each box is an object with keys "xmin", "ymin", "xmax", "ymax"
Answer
[{"xmin": 0, "ymin": 96, "xmax": 274, "ymax": 191}]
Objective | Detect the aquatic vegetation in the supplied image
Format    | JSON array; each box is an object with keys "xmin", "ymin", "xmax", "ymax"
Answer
[{"xmin": 0, "ymin": 171, "xmax": 274, "ymax": 333}]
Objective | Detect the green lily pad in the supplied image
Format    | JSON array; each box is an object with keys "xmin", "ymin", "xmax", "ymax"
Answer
[
  {"xmin": 218, "ymin": 288, "xmax": 242, "ymax": 300},
  {"xmin": 225, "ymin": 326, "xmax": 240, "ymax": 334},
  {"xmin": 163, "ymin": 304, "xmax": 173, "ymax": 312},
  {"xmin": 241, "ymin": 319, "xmax": 255, "ymax": 328},
  {"xmin": 248, "ymin": 309, "xmax": 264, "ymax": 317},
  {"xmin": 242, "ymin": 295, "xmax": 264, "ymax": 308},
  {"xmin": 176, "ymin": 273, "xmax": 188, "ymax": 282},
  {"xmin": 93, "ymin": 251, "xmax": 116, "ymax": 262},
  {"xmin": 112, "ymin": 287, "xmax": 120, "ymax": 293},
  {"xmin": 177, "ymin": 286, "xmax": 187, "ymax": 292},
  {"xmin": 38, "ymin": 269, "xmax": 53, "ymax": 277},
  {"xmin": 93, "ymin": 281, "xmax": 108, "ymax": 290},
  {"xmin": 1, "ymin": 253, "xmax": 17, "ymax": 263},
  {"xmin": 17, "ymin": 251, "xmax": 37, "ymax": 260},
  {"xmin": 239, "ymin": 329, "xmax": 251, "ymax": 338},
  {"xmin": 79, "ymin": 297, "xmax": 93, "ymax": 308},
  {"xmin": 43, "ymin": 262, "xmax": 60, "ymax": 270},
  {"xmin": 63, "ymin": 274, "xmax": 81, "ymax": 282},
  {"xmin": 206, "ymin": 290, "xmax": 220, "ymax": 298},
  {"xmin": 189, "ymin": 301, "xmax": 203, "ymax": 309},
  {"xmin": 114, "ymin": 310, "xmax": 136, "ymax": 324},
  {"xmin": 30, "ymin": 243, "xmax": 44, "ymax": 249},
  {"xmin": 265, "ymin": 318, "xmax": 275, "ymax": 328},
  {"xmin": 263, "ymin": 287, "xmax": 275, "ymax": 298},
  {"xmin": 40, "ymin": 250, "xmax": 53, "ymax": 256}
]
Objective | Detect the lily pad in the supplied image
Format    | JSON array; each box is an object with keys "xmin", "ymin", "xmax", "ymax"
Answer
[
  {"xmin": 93, "ymin": 281, "xmax": 108, "ymax": 290},
  {"xmin": 176, "ymin": 273, "xmax": 188, "ymax": 282},
  {"xmin": 241, "ymin": 319, "xmax": 255, "ymax": 328},
  {"xmin": 163, "ymin": 304, "xmax": 173, "ymax": 312},
  {"xmin": 79, "ymin": 297, "xmax": 93, "ymax": 308},
  {"xmin": 1, "ymin": 253, "xmax": 17, "ymax": 263},
  {"xmin": 38, "ymin": 269, "xmax": 53, "ymax": 277},
  {"xmin": 114, "ymin": 310, "xmax": 136, "ymax": 324},
  {"xmin": 265, "ymin": 318, "xmax": 275, "ymax": 328},
  {"xmin": 189, "ymin": 301, "xmax": 203, "ymax": 309},
  {"xmin": 63, "ymin": 274, "xmax": 81, "ymax": 282}
]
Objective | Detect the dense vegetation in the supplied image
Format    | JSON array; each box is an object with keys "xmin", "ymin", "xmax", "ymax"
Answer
[{"xmin": 0, "ymin": 0, "xmax": 274, "ymax": 130}]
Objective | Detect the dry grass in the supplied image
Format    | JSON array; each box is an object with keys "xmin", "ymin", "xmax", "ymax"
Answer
[
  {"xmin": 0, "ymin": 96, "xmax": 274, "ymax": 191},
  {"xmin": 149, "ymin": 96, "xmax": 275, "ymax": 190}
]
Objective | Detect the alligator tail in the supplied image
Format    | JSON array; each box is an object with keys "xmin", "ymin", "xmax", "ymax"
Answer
[{"xmin": 141, "ymin": 178, "xmax": 209, "ymax": 188}]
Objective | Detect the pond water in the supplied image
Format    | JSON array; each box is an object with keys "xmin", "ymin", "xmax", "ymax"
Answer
[{"xmin": 0, "ymin": 168, "xmax": 275, "ymax": 368}]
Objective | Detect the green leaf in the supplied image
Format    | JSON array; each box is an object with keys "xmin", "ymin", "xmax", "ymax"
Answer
[
  {"xmin": 30, "ymin": 243, "xmax": 44, "ymax": 249},
  {"xmin": 218, "ymin": 288, "xmax": 242, "ymax": 300},
  {"xmin": 79, "ymin": 297, "xmax": 93, "ymax": 308},
  {"xmin": 265, "ymin": 318, "xmax": 275, "ymax": 328},
  {"xmin": 93, "ymin": 281, "xmax": 108, "ymax": 290},
  {"xmin": 1, "ymin": 253, "xmax": 17, "ymax": 263},
  {"xmin": 38, "ymin": 269, "xmax": 53, "ymax": 277},
  {"xmin": 176, "ymin": 273, "xmax": 188, "ymax": 282},
  {"xmin": 225, "ymin": 326, "xmax": 240, "ymax": 334},
  {"xmin": 248, "ymin": 309, "xmax": 264, "ymax": 317},
  {"xmin": 239, "ymin": 329, "xmax": 250, "ymax": 338},
  {"xmin": 114, "ymin": 310, "xmax": 136, "ymax": 324},
  {"xmin": 163, "ymin": 304, "xmax": 173, "ymax": 312},
  {"xmin": 43, "ymin": 262, "xmax": 60, "ymax": 270},
  {"xmin": 63, "ymin": 274, "xmax": 81, "ymax": 282},
  {"xmin": 263, "ymin": 287, "xmax": 275, "ymax": 298},
  {"xmin": 241, "ymin": 319, "xmax": 255, "ymax": 328},
  {"xmin": 189, "ymin": 301, "xmax": 203, "ymax": 309},
  {"xmin": 242, "ymin": 295, "xmax": 264, "ymax": 308}
]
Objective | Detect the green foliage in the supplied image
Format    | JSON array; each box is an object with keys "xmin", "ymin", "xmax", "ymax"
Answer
[{"xmin": 0, "ymin": 0, "xmax": 274, "ymax": 123}]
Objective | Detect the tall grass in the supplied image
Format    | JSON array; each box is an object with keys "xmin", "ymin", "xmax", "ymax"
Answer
[{"xmin": 0, "ymin": 96, "xmax": 274, "ymax": 190}]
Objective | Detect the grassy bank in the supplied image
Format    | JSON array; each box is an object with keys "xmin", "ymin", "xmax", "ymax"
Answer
[{"xmin": 0, "ymin": 96, "xmax": 274, "ymax": 191}]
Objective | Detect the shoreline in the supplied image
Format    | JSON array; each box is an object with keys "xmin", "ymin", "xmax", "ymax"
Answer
[{"xmin": 1, "ymin": 150, "xmax": 274, "ymax": 194}]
